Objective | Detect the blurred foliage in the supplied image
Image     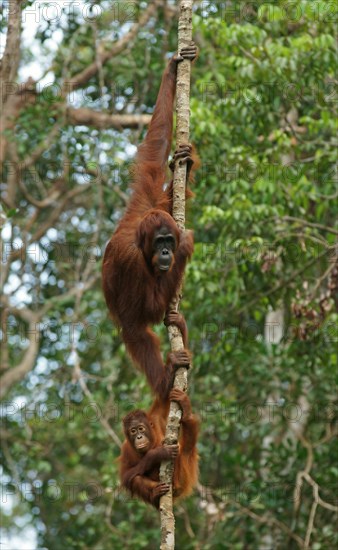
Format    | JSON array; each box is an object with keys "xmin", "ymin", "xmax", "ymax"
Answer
[{"xmin": 1, "ymin": 1, "xmax": 337, "ymax": 549}]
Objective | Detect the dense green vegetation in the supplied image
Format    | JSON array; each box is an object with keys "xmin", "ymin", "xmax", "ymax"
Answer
[{"xmin": 1, "ymin": 1, "xmax": 337, "ymax": 548}]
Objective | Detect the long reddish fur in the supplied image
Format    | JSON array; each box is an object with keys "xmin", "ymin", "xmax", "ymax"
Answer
[
  {"xmin": 120, "ymin": 396, "xmax": 199, "ymax": 508},
  {"xmin": 102, "ymin": 55, "xmax": 194, "ymax": 399}
]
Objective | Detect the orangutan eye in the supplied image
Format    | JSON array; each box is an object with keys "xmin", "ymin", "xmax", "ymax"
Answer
[
  {"xmin": 130, "ymin": 428, "xmax": 136, "ymax": 435},
  {"xmin": 166, "ymin": 236, "xmax": 176, "ymax": 248}
]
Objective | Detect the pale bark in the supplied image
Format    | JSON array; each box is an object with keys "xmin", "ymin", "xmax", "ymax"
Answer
[
  {"xmin": 0, "ymin": 321, "xmax": 39, "ymax": 399},
  {"xmin": 67, "ymin": 107, "xmax": 151, "ymax": 129},
  {"xmin": 159, "ymin": 2, "xmax": 194, "ymax": 549},
  {"xmin": 0, "ymin": 0, "xmax": 23, "ymax": 102}
]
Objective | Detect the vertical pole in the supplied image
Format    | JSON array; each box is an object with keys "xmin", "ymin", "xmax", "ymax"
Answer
[{"xmin": 159, "ymin": 2, "xmax": 194, "ymax": 549}]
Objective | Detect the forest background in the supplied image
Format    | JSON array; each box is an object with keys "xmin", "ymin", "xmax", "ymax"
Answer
[{"xmin": 1, "ymin": 1, "xmax": 337, "ymax": 548}]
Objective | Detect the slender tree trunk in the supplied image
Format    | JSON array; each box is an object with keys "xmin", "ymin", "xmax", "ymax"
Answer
[{"xmin": 159, "ymin": 1, "xmax": 194, "ymax": 549}]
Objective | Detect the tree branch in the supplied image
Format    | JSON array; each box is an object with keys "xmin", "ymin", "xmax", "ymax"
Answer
[
  {"xmin": 66, "ymin": 0, "xmax": 164, "ymax": 92},
  {"xmin": 0, "ymin": 319, "xmax": 40, "ymax": 399},
  {"xmin": 0, "ymin": 0, "xmax": 23, "ymax": 102},
  {"xmin": 232, "ymin": 249, "xmax": 330, "ymax": 316},
  {"xmin": 0, "ymin": 273, "xmax": 99, "ymax": 400},
  {"xmin": 1, "ymin": 181, "xmax": 93, "ymax": 314},
  {"xmin": 67, "ymin": 107, "xmax": 151, "ymax": 129},
  {"xmin": 279, "ymin": 216, "xmax": 338, "ymax": 236},
  {"xmin": 0, "ymin": 79, "xmax": 36, "ymax": 172}
]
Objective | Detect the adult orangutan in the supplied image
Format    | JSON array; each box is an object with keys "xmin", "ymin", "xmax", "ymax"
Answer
[
  {"xmin": 120, "ymin": 388, "xmax": 199, "ymax": 508},
  {"xmin": 102, "ymin": 43, "xmax": 198, "ymax": 399}
]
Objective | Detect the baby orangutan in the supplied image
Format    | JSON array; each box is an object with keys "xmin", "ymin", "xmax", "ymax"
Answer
[{"xmin": 120, "ymin": 388, "xmax": 199, "ymax": 508}]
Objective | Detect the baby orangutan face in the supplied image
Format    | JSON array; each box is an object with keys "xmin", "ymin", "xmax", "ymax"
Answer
[{"xmin": 124, "ymin": 412, "xmax": 154, "ymax": 455}]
